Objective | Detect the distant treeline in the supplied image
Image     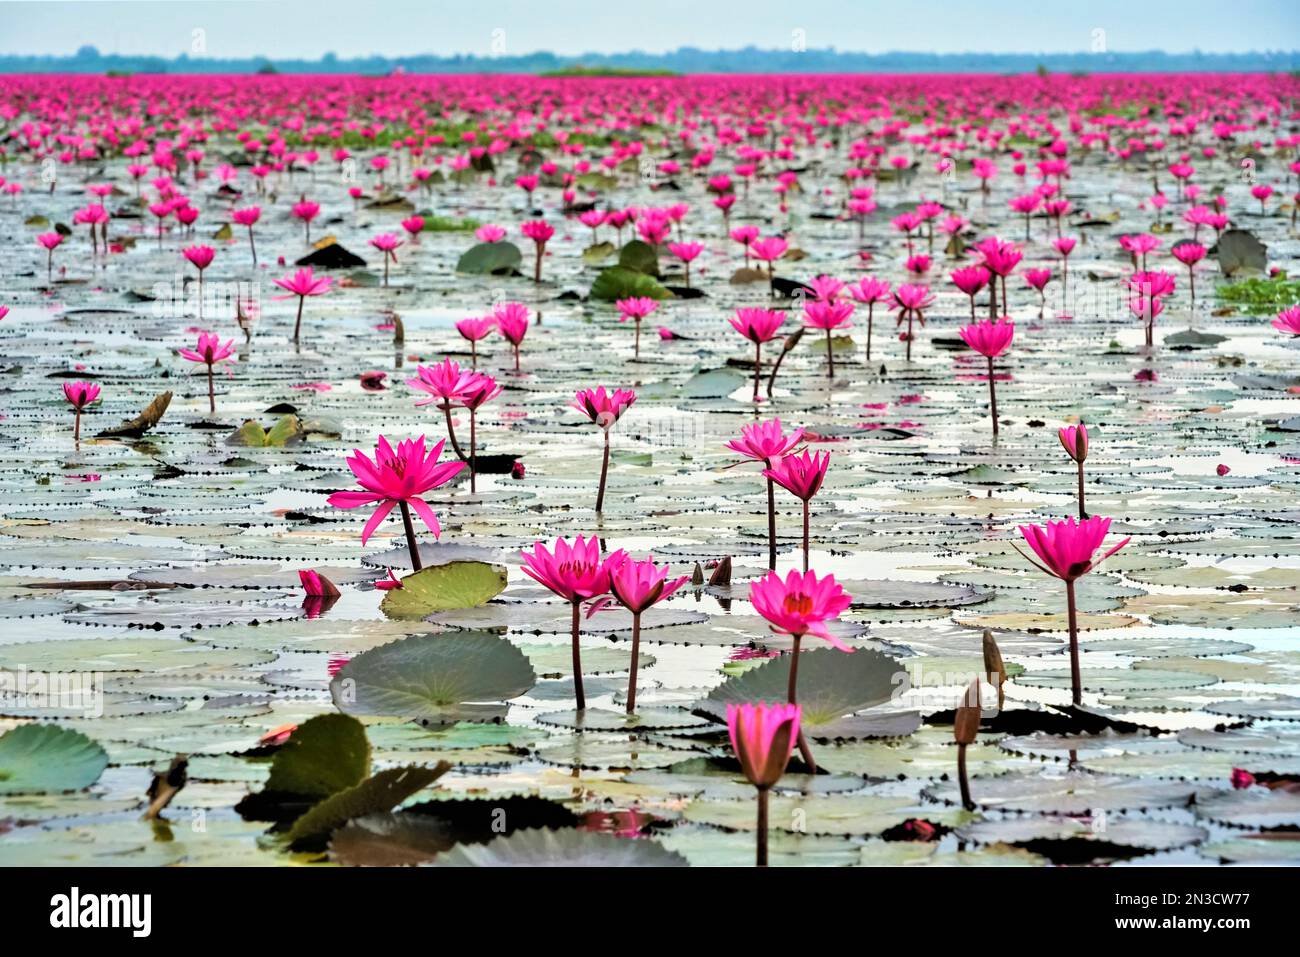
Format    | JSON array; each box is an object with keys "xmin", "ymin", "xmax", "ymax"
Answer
[{"xmin": 0, "ymin": 45, "xmax": 1297, "ymax": 75}]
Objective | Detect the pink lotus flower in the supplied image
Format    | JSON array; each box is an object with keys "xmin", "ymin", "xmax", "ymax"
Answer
[
  {"xmin": 749, "ymin": 568, "xmax": 854, "ymax": 651},
  {"xmin": 232, "ymin": 206, "xmax": 261, "ymax": 263},
  {"xmin": 400, "ymin": 216, "xmax": 424, "ymax": 239},
  {"xmin": 63, "ymin": 380, "xmax": 100, "ymax": 442},
  {"xmin": 475, "ymin": 224, "xmax": 506, "ymax": 243},
  {"xmin": 728, "ymin": 700, "xmax": 802, "ymax": 865},
  {"xmin": 494, "ymin": 302, "xmax": 530, "ymax": 371},
  {"xmin": 803, "ymin": 299, "xmax": 853, "ymax": 379},
  {"xmin": 374, "ymin": 567, "xmax": 403, "ymax": 591},
  {"xmin": 731, "ymin": 225, "xmax": 759, "ymax": 266},
  {"xmin": 291, "ymin": 200, "xmax": 320, "ymax": 242},
  {"xmin": 456, "ymin": 316, "xmax": 495, "ymax": 366},
  {"xmin": 950, "ymin": 265, "xmax": 991, "ymax": 322},
  {"xmin": 764, "ymin": 450, "xmax": 830, "ymax": 571},
  {"xmin": 298, "ymin": 569, "xmax": 341, "ymax": 598},
  {"xmin": 573, "ymin": 387, "xmax": 636, "ymax": 514},
  {"xmin": 37, "ymin": 232, "xmax": 63, "ymax": 284},
  {"xmin": 1172, "ymin": 242, "xmax": 1207, "ymax": 308},
  {"xmin": 326, "ymin": 435, "xmax": 465, "ymax": 568},
  {"xmin": 750, "ymin": 236, "xmax": 787, "ymax": 294},
  {"xmin": 1273, "ymin": 305, "xmax": 1300, "ymax": 337},
  {"xmin": 1216, "ymin": 463, "xmax": 1231, "ymax": 477},
  {"xmin": 272, "ymin": 267, "xmax": 333, "ymax": 343},
  {"xmin": 667, "ymin": 241, "xmax": 704, "ymax": 287},
  {"xmin": 959, "ymin": 318, "xmax": 1014, "ymax": 358},
  {"xmin": 1017, "ymin": 516, "xmax": 1130, "ymax": 583},
  {"xmin": 1060, "ymin": 423, "xmax": 1088, "ymax": 463},
  {"xmin": 1060, "ymin": 422, "xmax": 1090, "ymax": 518},
  {"xmin": 601, "ymin": 556, "xmax": 689, "ymax": 713},
  {"xmin": 520, "ymin": 535, "xmax": 628, "ymax": 711},
  {"xmin": 521, "ymin": 220, "xmax": 554, "ymax": 282},
  {"xmin": 182, "ymin": 244, "xmax": 215, "ymax": 272},
  {"xmin": 959, "ymin": 319, "xmax": 1014, "ymax": 438},
  {"xmin": 763, "ymin": 450, "xmax": 829, "ymax": 503},
  {"xmin": 369, "ymin": 233, "xmax": 403, "ymax": 286},
  {"xmin": 179, "ymin": 331, "xmax": 236, "ymax": 414},
  {"xmin": 616, "ymin": 296, "xmax": 659, "ymax": 358},
  {"xmin": 726, "ymin": 417, "xmax": 804, "ymax": 464},
  {"xmin": 731, "ymin": 308, "xmax": 785, "ymax": 402},
  {"xmin": 729, "ymin": 701, "xmax": 801, "ymax": 790},
  {"xmin": 1016, "ymin": 516, "xmax": 1130, "ymax": 705},
  {"xmin": 806, "ymin": 276, "xmax": 845, "ymax": 302},
  {"xmin": 407, "ymin": 358, "xmax": 478, "ymax": 408}
]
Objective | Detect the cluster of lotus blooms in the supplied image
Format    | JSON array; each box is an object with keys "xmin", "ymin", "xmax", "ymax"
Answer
[{"xmin": 2, "ymin": 70, "xmax": 1296, "ymax": 864}]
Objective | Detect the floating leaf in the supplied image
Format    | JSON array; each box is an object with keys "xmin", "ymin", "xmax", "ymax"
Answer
[
  {"xmin": 455, "ymin": 241, "xmax": 522, "ymax": 275},
  {"xmin": 379, "ymin": 561, "xmax": 508, "ymax": 620},
  {"xmin": 264, "ymin": 713, "xmax": 370, "ymax": 798},
  {"xmin": 287, "ymin": 763, "xmax": 451, "ymax": 845},
  {"xmin": 0, "ymin": 725, "xmax": 108, "ymax": 794},
  {"xmin": 330, "ymin": 632, "xmax": 536, "ymax": 722}
]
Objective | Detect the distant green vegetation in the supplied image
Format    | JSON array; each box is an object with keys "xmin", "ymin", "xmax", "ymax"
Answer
[
  {"xmin": 423, "ymin": 215, "xmax": 480, "ymax": 233},
  {"xmin": 541, "ymin": 65, "xmax": 678, "ymax": 78},
  {"xmin": 1217, "ymin": 272, "xmax": 1300, "ymax": 314}
]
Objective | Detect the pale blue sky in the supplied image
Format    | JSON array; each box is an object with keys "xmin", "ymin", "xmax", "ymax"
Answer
[{"xmin": 0, "ymin": 0, "xmax": 1296, "ymax": 58}]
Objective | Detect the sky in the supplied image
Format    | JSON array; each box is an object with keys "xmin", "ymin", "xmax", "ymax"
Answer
[{"xmin": 0, "ymin": 0, "xmax": 1296, "ymax": 59}]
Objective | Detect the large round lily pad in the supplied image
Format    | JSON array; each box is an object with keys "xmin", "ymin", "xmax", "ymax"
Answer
[
  {"xmin": 0, "ymin": 725, "xmax": 108, "ymax": 794},
  {"xmin": 379, "ymin": 561, "xmax": 508, "ymax": 620},
  {"xmin": 330, "ymin": 632, "xmax": 536, "ymax": 722}
]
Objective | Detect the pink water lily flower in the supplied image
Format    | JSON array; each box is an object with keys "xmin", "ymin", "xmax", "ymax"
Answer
[
  {"xmin": 272, "ymin": 267, "xmax": 333, "ymax": 343},
  {"xmin": 1016, "ymin": 516, "xmax": 1130, "ymax": 705},
  {"xmin": 616, "ymin": 296, "xmax": 659, "ymax": 358},
  {"xmin": 1060, "ymin": 422, "xmax": 1090, "ymax": 517},
  {"xmin": 520, "ymin": 220, "xmax": 554, "ymax": 282},
  {"xmin": 494, "ymin": 302, "xmax": 530, "ymax": 371},
  {"xmin": 63, "ymin": 380, "xmax": 101, "ymax": 442},
  {"xmin": 179, "ymin": 331, "xmax": 236, "ymax": 414},
  {"xmin": 520, "ymin": 535, "xmax": 628, "ymax": 711},
  {"xmin": 667, "ymin": 241, "xmax": 704, "ymax": 287},
  {"xmin": 456, "ymin": 316, "xmax": 495, "ymax": 367},
  {"xmin": 847, "ymin": 277, "xmax": 891, "ymax": 361},
  {"xmin": 573, "ymin": 386, "xmax": 636, "ymax": 514},
  {"xmin": 602, "ymin": 556, "xmax": 689, "ymax": 713},
  {"xmin": 232, "ymin": 206, "xmax": 261, "ymax": 263},
  {"xmin": 37, "ymin": 232, "xmax": 64, "ymax": 285},
  {"xmin": 291, "ymin": 199, "xmax": 320, "ymax": 243},
  {"xmin": 728, "ymin": 700, "xmax": 802, "ymax": 866},
  {"xmin": 1060, "ymin": 423, "xmax": 1088, "ymax": 463},
  {"xmin": 475, "ymin": 224, "xmax": 506, "ymax": 243},
  {"xmin": 374, "ymin": 567, "xmax": 403, "ymax": 590},
  {"xmin": 763, "ymin": 450, "xmax": 831, "ymax": 571},
  {"xmin": 298, "ymin": 569, "xmax": 341, "ymax": 598},
  {"xmin": 802, "ymin": 299, "xmax": 853, "ymax": 379},
  {"xmin": 1273, "ymin": 305, "xmax": 1300, "ymax": 337},
  {"xmin": 749, "ymin": 568, "xmax": 854, "ymax": 651},
  {"xmin": 1017, "ymin": 515, "xmax": 1130, "ymax": 583},
  {"xmin": 730, "ymin": 308, "xmax": 786, "ymax": 401},
  {"xmin": 326, "ymin": 435, "xmax": 465, "ymax": 569},
  {"xmin": 369, "ymin": 233, "xmax": 403, "ymax": 286}
]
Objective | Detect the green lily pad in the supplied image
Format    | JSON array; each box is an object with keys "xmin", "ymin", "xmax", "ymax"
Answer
[
  {"xmin": 287, "ymin": 763, "xmax": 451, "ymax": 844},
  {"xmin": 330, "ymin": 632, "xmax": 536, "ymax": 723},
  {"xmin": 265, "ymin": 713, "xmax": 370, "ymax": 798},
  {"xmin": 379, "ymin": 561, "xmax": 508, "ymax": 620},
  {"xmin": 700, "ymin": 648, "xmax": 904, "ymax": 734},
  {"xmin": 0, "ymin": 725, "xmax": 108, "ymax": 794},
  {"xmin": 455, "ymin": 241, "xmax": 522, "ymax": 275}
]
